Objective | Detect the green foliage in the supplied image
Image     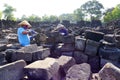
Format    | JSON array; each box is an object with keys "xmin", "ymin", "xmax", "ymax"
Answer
[
  {"xmin": 27, "ymin": 14, "xmax": 41, "ymax": 22},
  {"xmin": 18, "ymin": 14, "xmax": 41, "ymax": 22},
  {"xmin": 81, "ymin": 0, "xmax": 104, "ymax": 20},
  {"xmin": 3, "ymin": 4, "xmax": 16, "ymax": 20},
  {"xmin": 19, "ymin": 15, "xmax": 28, "ymax": 21},
  {"xmin": 49, "ymin": 15, "xmax": 58, "ymax": 22},
  {"xmin": 41, "ymin": 15, "xmax": 50, "ymax": 22},
  {"xmin": 0, "ymin": 11, "xmax": 2, "ymax": 19},
  {"xmin": 59, "ymin": 13, "xmax": 75, "ymax": 22},
  {"xmin": 104, "ymin": 4, "xmax": 120, "ymax": 22},
  {"xmin": 41, "ymin": 15, "xmax": 58, "ymax": 22},
  {"xmin": 73, "ymin": 8, "xmax": 85, "ymax": 21}
]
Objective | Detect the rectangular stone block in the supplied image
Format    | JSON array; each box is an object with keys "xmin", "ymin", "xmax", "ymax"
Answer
[
  {"xmin": 99, "ymin": 63, "xmax": 120, "ymax": 80},
  {"xmin": 100, "ymin": 58, "xmax": 120, "ymax": 68},
  {"xmin": 62, "ymin": 51, "xmax": 73, "ymax": 56},
  {"xmin": 65, "ymin": 63, "xmax": 91, "ymax": 80},
  {"xmin": 14, "ymin": 50, "xmax": 32, "ymax": 62},
  {"xmin": 75, "ymin": 36, "xmax": 86, "ymax": 51},
  {"xmin": 24, "ymin": 58, "xmax": 60, "ymax": 80},
  {"xmin": 63, "ymin": 34, "xmax": 75, "ymax": 43},
  {"xmin": 73, "ymin": 51, "xmax": 88, "ymax": 64},
  {"xmin": 0, "ymin": 60, "xmax": 26, "ymax": 80},
  {"xmin": 57, "ymin": 56, "xmax": 75, "ymax": 75},
  {"xmin": 21, "ymin": 44, "xmax": 38, "ymax": 53},
  {"xmin": 61, "ymin": 43, "xmax": 74, "ymax": 52},
  {"xmin": 99, "ymin": 48, "xmax": 120, "ymax": 61},
  {"xmin": 85, "ymin": 40, "xmax": 100, "ymax": 57},
  {"xmin": 32, "ymin": 48, "xmax": 50, "ymax": 61}
]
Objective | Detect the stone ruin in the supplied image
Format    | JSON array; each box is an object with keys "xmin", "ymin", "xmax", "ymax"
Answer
[{"xmin": 0, "ymin": 20, "xmax": 120, "ymax": 80}]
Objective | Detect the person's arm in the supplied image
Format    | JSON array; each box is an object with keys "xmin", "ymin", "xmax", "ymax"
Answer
[{"xmin": 22, "ymin": 30, "xmax": 29, "ymax": 34}]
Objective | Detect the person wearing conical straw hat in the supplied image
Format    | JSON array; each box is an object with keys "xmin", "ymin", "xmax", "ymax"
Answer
[
  {"xmin": 55, "ymin": 23, "xmax": 68, "ymax": 36},
  {"xmin": 17, "ymin": 20, "xmax": 32, "ymax": 46}
]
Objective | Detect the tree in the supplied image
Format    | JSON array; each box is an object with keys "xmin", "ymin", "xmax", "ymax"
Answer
[
  {"xmin": 73, "ymin": 8, "xmax": 85, "ymax": 21},
  {"xmin": 19, "ymin": 15, "xmax": 28, "ymax": 21},
  {"xmin": 103, "ymin": 7, "xmax": 114, "ymax": 15},
  {"xmin": 28, "ymin": 14, "xmax": 41, "ymax": 22},
  {"xmin": 81, "ymin": 0, "xmax": 104, "ymax": 20},
  {"xmin": 41, "ymin": 15, "xmax": 58, "ymax": 22},
  {"xmin": 3, "ymin": 4, "xmax": 16, "ymax": 20},
  {"xmin": 103, "ymin": 4, "xmax": 120, "ymax": 22},
  {"xmin": 112, "ymin": 4, "xmax": 120, "ymax": 20},
  {"xmin": 59, "ymin": 13, "xmax": 75, "ymax": 22},
  {"xmin": 104, "ymin": 12, "xmax": 113, "ymax": 22},
  {"xmin": 41, "ymin": 15, "xmax": 50, "ymax": 22},
  {"xmin": 49, "ymin": 15, "xmax": 58, "ymax": 22},
  {"xmin": 0, "ymin": 11, "xmax": 2, "ymax": 19}
]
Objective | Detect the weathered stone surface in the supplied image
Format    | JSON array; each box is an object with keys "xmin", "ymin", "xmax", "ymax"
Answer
[
  {"xmin": 61, "ymin": 43, "xmax": 74, "ymax": 52},
  {"xmin": 21, "ymin": 44, "xmax": 38, "ymax": 53},
  {"xmin": 52, "ymin": 45, "xmax": 62, "ymax": 58},
  {"xmin": 0, "ymin": 60, "xmax": 26, "ymax": 80},
  {"xmin": 57, "ymin": 56, "xmax": 76, "ymax": 77},
  {"xmin": 100, "ymin": 58, "xmax": 120, "ymax": 68},
  {"xmin": 0, "ymin": 52, "xmax": 6, "ymax": 65},
  {"xmin": 5, "ymin": 33, "xmax": 18, "ymax": 43},
  {"xmin": 32, "ymin": 48, "xmax": 50, "ymax": 61},
  {"xmin": 99, "ymin": 63, "xmax": 120, "ymax": 80},
  {"xmin": 65, "ymin": 63, "xmax": 91, "ymax": 80},
  {"xmin": 62, "ymin": 51, "xmax": 73, "ymax": 56},
  {"xmin": 88, "ymin": 56, "xmax": 100, "ymax": 73},
  {"xmin": 85, "ymin": 30, "xmax": 104, "ymax": 42},
  {"xmin": 75, "ymin": 36, "xmax": 86, "ymax": 51},
  {"xmin": 0, "ymin": 44, "xmax": 7, "ymax": 52},
  {"xmin": 13, "ymin": 50, "xmax": 33, "ymax": 62},
  {"xmin": 73, "ymin": 51, "xmax": 88, "ymax": 64},
  {"xmin": 104, "ymin": 34, "xmax": 114, "ymax": 43},
  {"xmin": 85, "ymin": 40, "xmax": 100, "ymax": 57},
  {"xmin": 99, "ymin": 47, "xmax": 120, "ymax": 61},
  {"xmin": 24, "ymin": 58, "xmax": 60, "ymax": 80},
  {"xmin": 12, "ymin": 45, "xmax": 47, "ymax": 62},
  {"xmin": 5, "ymin": 49, "xmax": 16, "ymax": 63},
  {"xmin": 6, "ymin": 43, "xmax": 21, "ymax": 49},
  {"xmin": 63, "ymin": 34, "xmax": 75, "ymax": 43}
]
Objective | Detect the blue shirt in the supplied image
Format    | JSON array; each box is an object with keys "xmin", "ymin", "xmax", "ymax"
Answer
[{"xmin": 17, "ymin": 27, "xmax": 30, "ymax": 46}]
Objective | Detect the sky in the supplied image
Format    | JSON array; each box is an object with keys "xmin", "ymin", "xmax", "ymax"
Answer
[{"xmin": 0, "ymin": 0, "xmax": 120, "ymax": 18}]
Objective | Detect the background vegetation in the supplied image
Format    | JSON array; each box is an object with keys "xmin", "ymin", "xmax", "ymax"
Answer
[{"xmin": 0, "ymin": 0, "xmax": 120, "ymax": 23}]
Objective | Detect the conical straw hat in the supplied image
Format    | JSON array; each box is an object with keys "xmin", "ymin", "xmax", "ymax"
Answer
[{"xmin": 18, "ymin": 20, "xmax": 32, "ymax": 27}]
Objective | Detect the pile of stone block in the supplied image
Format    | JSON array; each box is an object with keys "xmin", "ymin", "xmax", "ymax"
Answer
[
  {"xmin": 74, "ymin": 36, "xmax": 101, "ymax": 72},
  {"xmin": 24, "ymin": 56, "xmax": 92, "ymax": 80},
  {"xmin": 4, "ymin": 44, "xmax": 50, "ymax": 63},
  {"xmin": 60, "ymin": 34, "xmax": 75, "ymax": 56},
  {"xmin": 5, "ymin": 33, "xmax": 18, "ymax": 44},
  {"xmin": 99, "ymin": 47, "xmax": 120, "ymax": 68}
]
